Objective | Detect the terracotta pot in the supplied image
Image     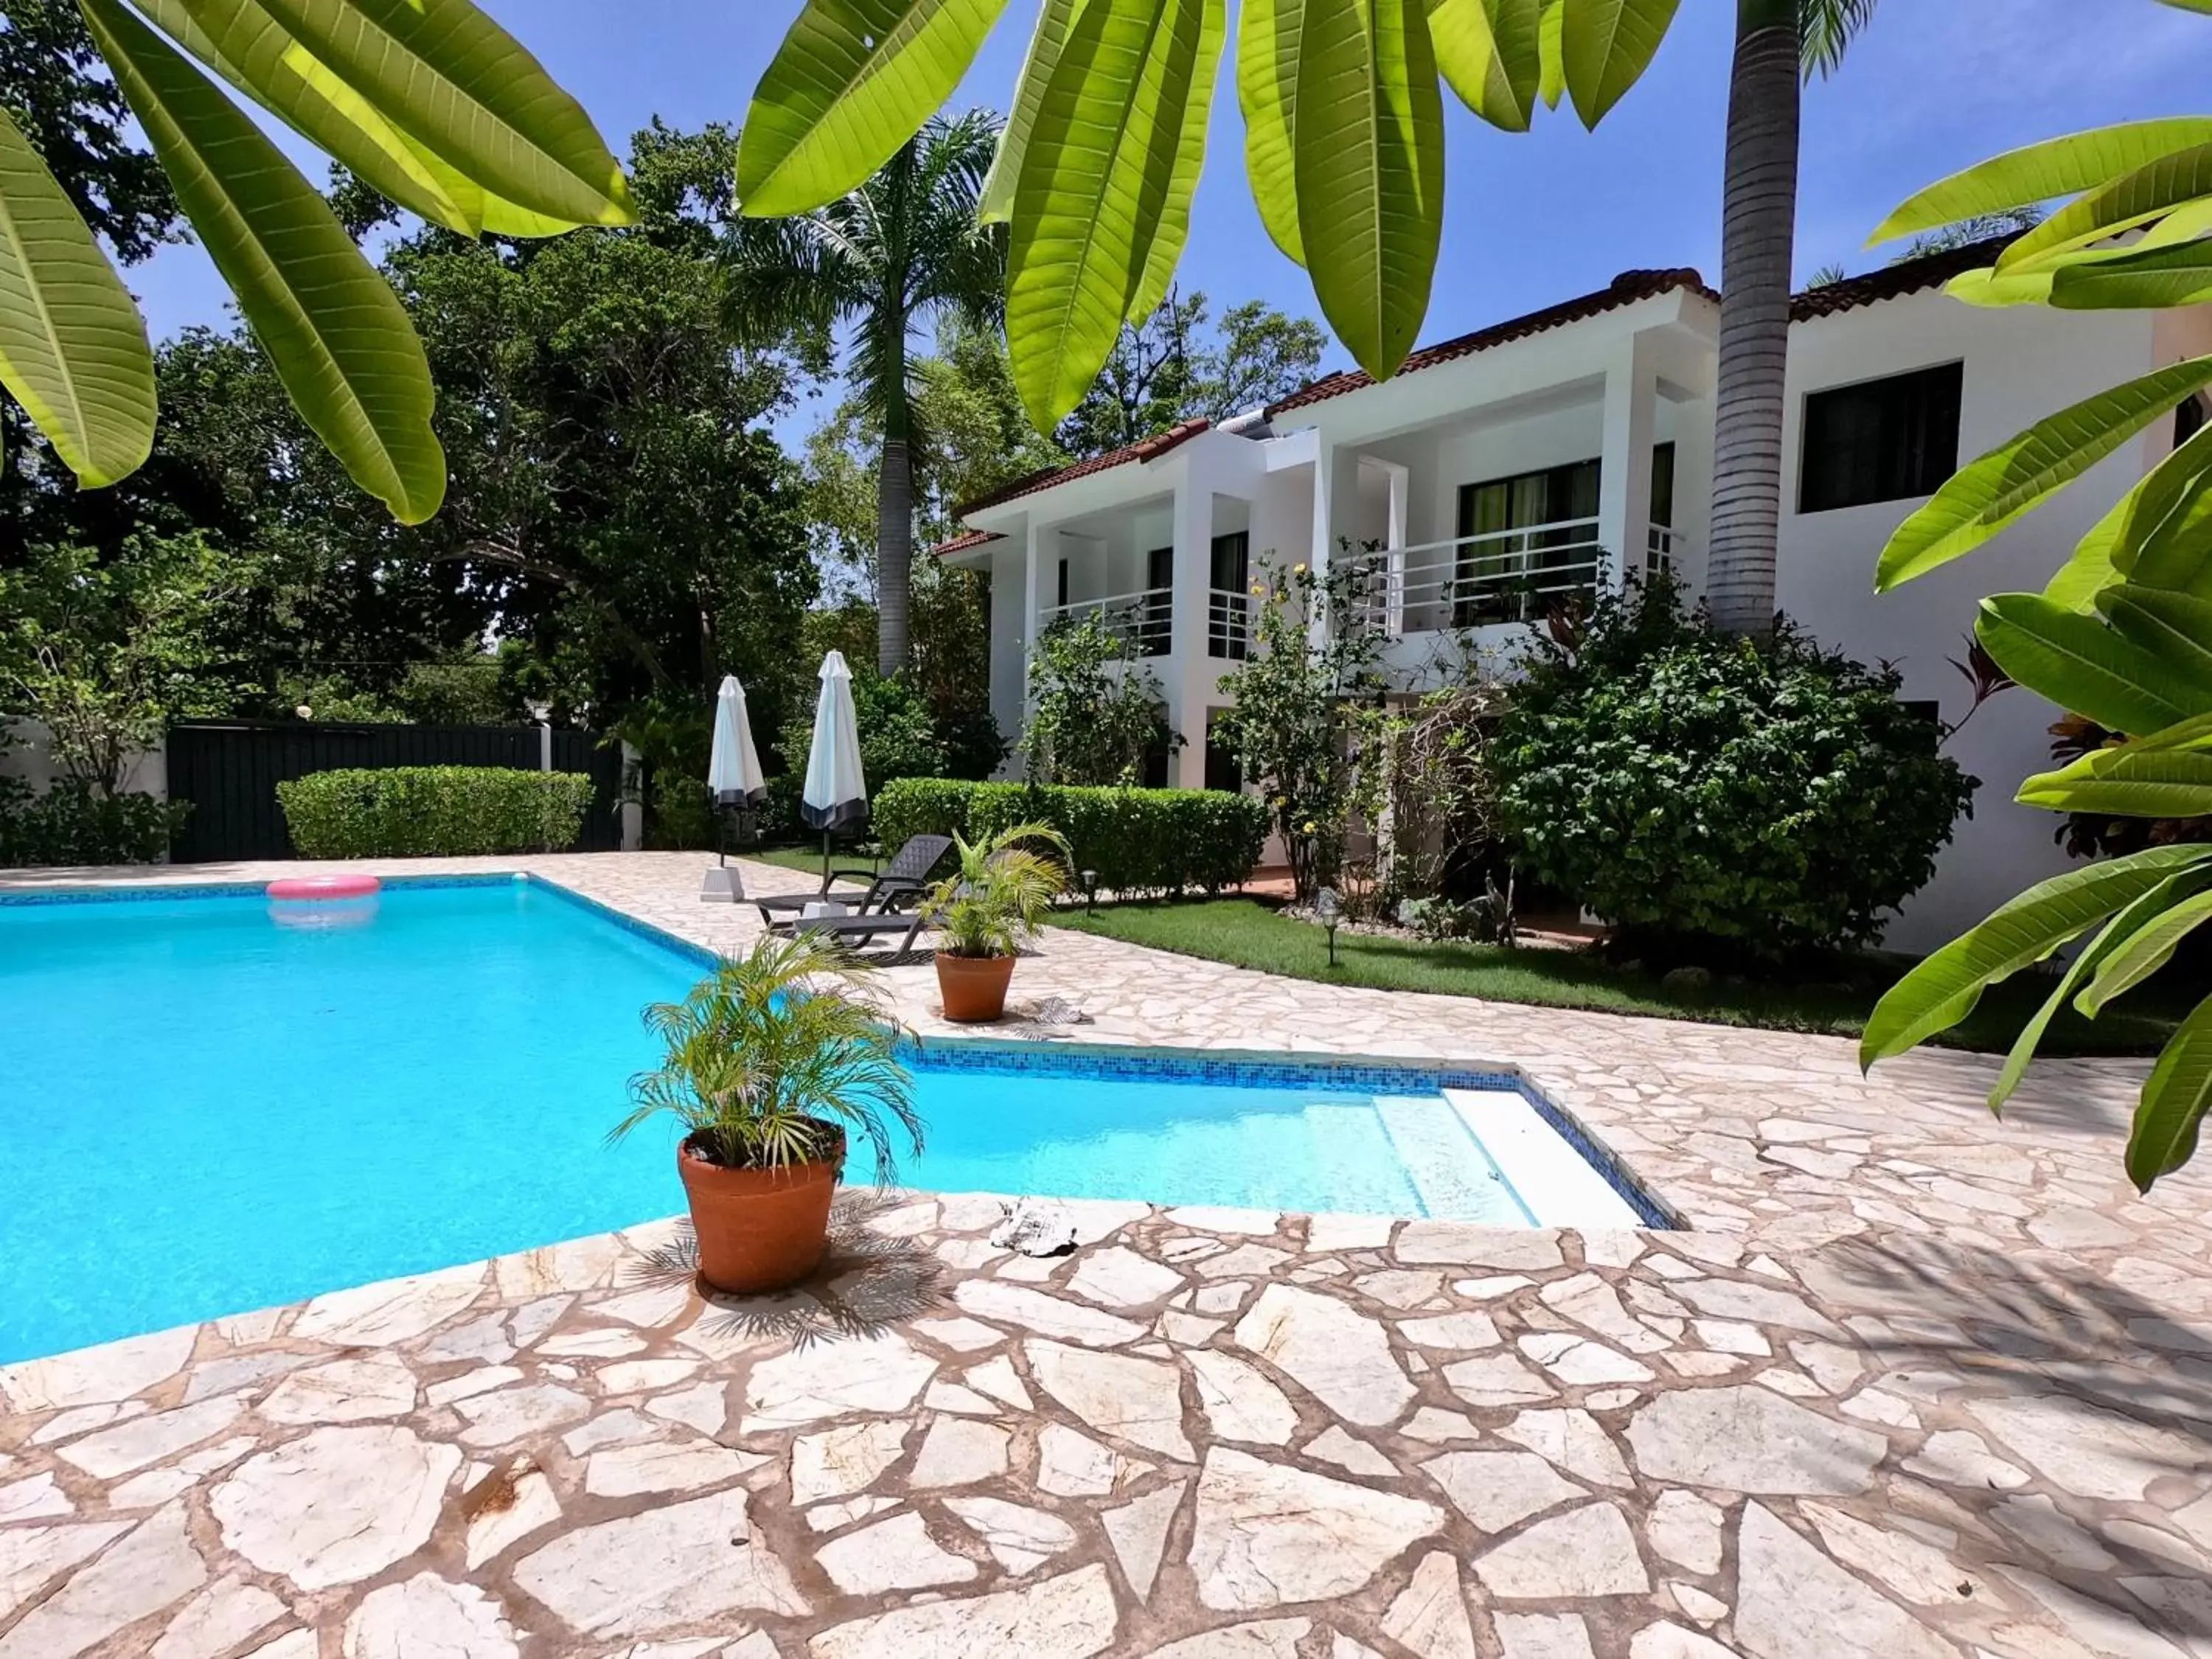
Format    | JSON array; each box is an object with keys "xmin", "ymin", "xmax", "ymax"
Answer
[
  {"xmin": 936, "ymin": 950, "xmax": 1016, "ymax": 1022},
  {"xmin": 676, "ymin": 1128, "xmax": 842, "ymax": 1295}
]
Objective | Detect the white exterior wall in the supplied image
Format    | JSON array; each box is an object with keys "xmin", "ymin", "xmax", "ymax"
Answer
[
  {"xmin": 1778, "ymin": 294, "xmax": 2174, "ymax": 952},
  {"xmin": 951, "ymin": 279, "xmax": 2201, "ymax": 957},
  {"xmin": 1, "ymin": 719, "xmax": 167, "ymax": 799}
]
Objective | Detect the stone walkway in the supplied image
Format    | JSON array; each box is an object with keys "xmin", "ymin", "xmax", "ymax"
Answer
[{"xmin": 2, "ymin": 852, "xmax": 2210, "ymax": 1659}]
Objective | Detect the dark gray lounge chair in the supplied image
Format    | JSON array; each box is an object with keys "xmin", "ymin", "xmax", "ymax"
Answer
[
  {"xmin": 773, "ymin": 904, "xmax": 936, "ymax": 956},
  {"xmin": 753, "ymin": 833, "xmax": 953, "ymax": 928}
]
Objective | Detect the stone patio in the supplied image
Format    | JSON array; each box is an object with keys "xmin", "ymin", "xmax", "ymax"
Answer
[{"xmin": 3, "ymin": 851, "xmax": 2211, "ymax": 1659}]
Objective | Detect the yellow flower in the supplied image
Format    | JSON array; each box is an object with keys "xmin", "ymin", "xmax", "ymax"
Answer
[
  {"xmin": 1293, "ymin": 562, "xmax": 1308, "ymax": 575},
  {"xmin": 1249, "ymin": 582, "xmax": 1265, "ymax": 597},
  {"xmin": 1301, "ymin": 819, "xmax": 1318, "ymax": 835}
]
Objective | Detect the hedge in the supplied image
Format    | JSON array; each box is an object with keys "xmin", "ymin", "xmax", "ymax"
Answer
[
  {"xmin": 873, "ymin": 777, "xmax": 1269, "ymax": 897},
  {"xmin": 277, "ymin": 767, "xmax": 595, "ymax": 858},
  {"xmin": 0, "ymin": 779, "xmax": 188, "ymax": 866}
]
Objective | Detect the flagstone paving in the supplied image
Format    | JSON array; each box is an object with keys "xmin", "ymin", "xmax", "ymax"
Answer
[{"xmin": 3, "ymin": 851, "xmax": 2211, "ymax": 1658}]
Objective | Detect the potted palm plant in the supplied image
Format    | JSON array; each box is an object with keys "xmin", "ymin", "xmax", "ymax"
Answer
[
  {"xmin": 611, "ymin": 932, "xmax": 921, "ymax": 1295},
  {"xmin": 921, "ymin": 821, "xmax": 1071, "ymax": 1022}
]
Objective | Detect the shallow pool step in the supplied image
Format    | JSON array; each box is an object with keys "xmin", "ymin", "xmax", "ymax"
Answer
[
  {"xmin": 1443, "ymin": 1088, "xmax": 1645, "ymax": 1231},
  {"xmin": 1374, "ymin": 1095, "xmax": 1537, "ymax": 1225}
]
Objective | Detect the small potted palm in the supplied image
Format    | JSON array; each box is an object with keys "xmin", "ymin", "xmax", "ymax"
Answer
[
  {"xmin": 922, "ymin": 821, "xmax": 1071, "ymax": 1022},
  {"xmin": 611, "ymin": 932, "xmax": 922, "ymax": 1295}
]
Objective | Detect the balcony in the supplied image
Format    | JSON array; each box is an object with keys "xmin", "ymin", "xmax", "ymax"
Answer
[
  {"xmin": 1353, "ymin": 518, "xmax": 1686, "ymax": 636},
  {"xmin": 1037, "ymin": 587, "xmax": 1172, "ymax": 657}
]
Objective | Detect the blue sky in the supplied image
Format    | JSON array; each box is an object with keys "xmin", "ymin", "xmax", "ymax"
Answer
[{"xmin": 126, "ymin": 0, "xmax": 2211, "ymax": 437}]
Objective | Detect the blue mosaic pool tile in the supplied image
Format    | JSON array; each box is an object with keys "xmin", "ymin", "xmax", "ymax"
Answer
[{"xmin": 0, "ymin": 872, "xmax": 522, "ymax": 905}]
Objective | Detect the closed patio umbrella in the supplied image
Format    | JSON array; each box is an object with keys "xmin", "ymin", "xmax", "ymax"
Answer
[
  {"xmin": 700, "ymin": 674, "xmax": 768, "ymax": 902},
  {"xmin": 801, "ymin": 650, "xmax": 868, "ymax": 880}
]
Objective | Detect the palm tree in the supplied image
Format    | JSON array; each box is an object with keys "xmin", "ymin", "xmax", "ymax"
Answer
[
  {"xmin": 725, "ymin": 111, "xmax": 1005, "ymax": 675},
  {"xmin": 1706, "ymin": 0, "xmax": 1879, "ymax": 637}
]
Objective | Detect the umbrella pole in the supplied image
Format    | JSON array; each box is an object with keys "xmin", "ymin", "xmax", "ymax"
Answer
[
  {"xmin": 717, "ymin": 804, "xmax": 727, "ymax": 868},
  {"xmin": 821, "ymin": 830, "xmax": 832, "ymax": 888}
]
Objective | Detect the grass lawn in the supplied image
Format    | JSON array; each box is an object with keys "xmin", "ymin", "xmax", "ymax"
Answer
[
  {"xmin": 741, "ymin": 844, "xmax": 882, "ymax": 882},
  {"xmin": 1053, "ymin": 897, "xmax": 2187, "ymax": 1057}
]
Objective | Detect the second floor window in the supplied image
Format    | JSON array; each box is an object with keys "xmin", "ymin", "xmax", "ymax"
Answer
[{"xmin": 1799, "ymin": 361, "xmax": 1964, "ymax": 514}]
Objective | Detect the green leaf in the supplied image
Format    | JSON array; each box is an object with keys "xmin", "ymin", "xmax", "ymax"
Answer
[
  {"xmin": 2101, "ymin": 585, "xmax": 2212, "ymax": 689},
  {"xmin": 1942, "ymin": 263, "xmax": 2055, "ymax": 309},
  {"xmin": 2052, "ymin": 237, "xmax": 2212, "ymax": 311},
  {"xmin": 2045, "ymin": 493, "xmax": 2129, "ymax": 611},
  {"xmin": 1860, "ymin": 844, "xmax": 2212, "ymax": 1067},
  {"xmin": 1989, "ymin": 872, "xmax": 2201, "ymax": 1108},
  {"xmin": 1559, "ymin": 0, "xmax": 1677, "ymax": 130},
  {"xmin": 1998, "ymin": 142, "xmax": 2212, "ymax": 273},
  {"xmin": 1976, "ymin": 592, "xmax": 2212, "ymax": 737},
  {"xmin": 1876, "ymin": 355, "xmax": 2212, "ymax": 590},
  {"xmin": 2017, "ymin": 743, "xmax": 2212, "ymax": 818},
  {"xmin": 2129, "ymin": 990, "xmax": 2212, "ymax": 1190},
  {"xmin": 83, "ymin": 0, "xmax": 444, "ymax": 522},
  {"xmin": 1427, "ymin": 0, "xmax": 1540, "ymax": 132},
  {"xmin": 1128, "ymin": 0, "xmax": 1225, "ymax": 319},
  {"xmin": 1536, "ymin": 0, "xmax": 1564, "ymax": 108},
  {"xmin": 1006, "ymin": 0, "xmax": 1221, "ymax": 428},
  {"xmin": 1872, "ymin": 119, "xmax": 2212, "ymax": 243},
  {"xmin": 1237, "ymin": 0, "xmax": 1306, "ymax": 262},
  {"xmin": 2079, "ymin": 886, "xmax": 2212, "ymax": 1018},
  {"xmin": 737, "ymin": 0, "xmax": 1011, "ymax": 215},
  {"xmin": 135, "ymin": 0, "xmax": 484, "ymax": 234},
  {"xmin": 983, "ymin": 0, "xmax": 1085, "ymax": 223},
  {"xmin": 0, "ymin": 103, "xmax": 155, "ymax": 486},
  {"xmin": 2095, "ymin": 414, "xmax": 2212, "ymax": 588},
  {"xmin": 247, "ymin": 0, "xmax": 632, "ymax": 226},
  {"xmin": 1294, "ymin": 0, "xmax": 1444, "ymax": 380}
]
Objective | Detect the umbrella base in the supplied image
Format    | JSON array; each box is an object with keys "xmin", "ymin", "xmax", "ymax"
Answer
[{"xmin": 700, "ymin": 865, "xmax": 746, "ymax": 903}]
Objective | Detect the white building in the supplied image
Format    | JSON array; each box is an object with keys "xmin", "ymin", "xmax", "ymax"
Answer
[{"xmin": 935, "ymin": 246, "xmax": 2212, "ymax": 952}]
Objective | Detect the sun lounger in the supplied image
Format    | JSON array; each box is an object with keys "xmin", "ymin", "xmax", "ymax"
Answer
[{"xmin": 753, "ymin": 833, "xmax": 953, "ymax": 926}]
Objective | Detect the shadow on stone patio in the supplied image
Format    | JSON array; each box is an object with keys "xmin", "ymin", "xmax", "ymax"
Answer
[
  {"xmin": 1804, "ymin": 1230, "xmax": 2212, "ymax": 1646},
  {"xmin": 625, "ymin": 1189, "xmax": 948, "ymax": 1351}
]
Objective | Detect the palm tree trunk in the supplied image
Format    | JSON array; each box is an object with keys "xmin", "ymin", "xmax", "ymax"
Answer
[
  {"xmin": 876, "ymin": 435, "xmax": 914, "ymax": 675},
  {"xmin": 877, "ymin": 318, "xmax": 914, "ymax": 677},
  {"xmin": 1706, "ymin": 0, "xmax": 1801, "ymax": 637}
]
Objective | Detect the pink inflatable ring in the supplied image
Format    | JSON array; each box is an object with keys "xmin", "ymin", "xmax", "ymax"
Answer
[{"xmin": 267, "ymin": 874, "xmax": 381, "ymax": 901}]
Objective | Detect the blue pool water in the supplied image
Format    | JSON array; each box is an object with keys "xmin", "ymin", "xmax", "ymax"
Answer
[{"xmin": 0, "ymin": 878, "xmax": 1589, "ymax": 1363}]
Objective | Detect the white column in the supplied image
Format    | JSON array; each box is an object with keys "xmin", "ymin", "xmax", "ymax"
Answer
[
  {"xmin": 988, "ymin": 538, "xmax": 1028, "ymax": 765},
  {"xmin": 1597, "ymin": 333, "xmax": 1660, "ymax": 593},
  {"xmin": 1169, "ymin": 478, "xmax": 1215, "ymax": 788}
]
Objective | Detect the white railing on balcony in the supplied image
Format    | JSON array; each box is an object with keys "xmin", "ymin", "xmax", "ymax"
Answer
[
  {"xmin": 1037, "ymin": 586, "xmax": 1172, "ymax": 657},
  {"xmin": 1358, "ymin": 516, "xmax": 1608, "ymax": 634},
  {"xmin": 1208, "ymin": 587, "xmax": 1254, "ymax": 659}
]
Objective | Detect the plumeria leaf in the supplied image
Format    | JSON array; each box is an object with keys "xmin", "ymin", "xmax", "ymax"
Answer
[
  {"xmin": 1873, "ymin": 119, "xmax": 2212, "ymax": 244},
  {"xmin": 1427, "ymin": 0, "xmax": 1541, "ymax": 132},
  {"xmin": 1860, "ymin": 844, "xmax": 2212, "ymax": 1066},
  {"xmin": 2129, "ymin": 992, "xmax": 2212, "ymax": 1192},
  {"xmin": 739, "ymin": 0, "xmax": 1012, "ymax": 215},
  {"xmin": 0, "ymin": 102, "xmax": 155, "ymax": 485},
  {"xmin": 1559, "ymin": 0, "xmax": 1677, "ymax": 130},
  {"xmin": 136, "ymin": 0, "xmax": 485, "ymax": 234},
  {"xmin": 982, "ymin": 0, "xmax": 1084, "ymax": 223},
  {"xmin": 83, "ymin": 0, "xmax": 445, "ymax": 521},
  {"xmin": 1006, "ymin": 0, "xmax": 1220, "ymax": 428},
  {"xmin": 1877, "ymin": 356, "xmax": 2212, "ymax": 589},
  {"xmin": 1295, "ymin": 0, "xmax": 1444, "ymax": 380},
  {"xmin": 248, "ymin": 0, "xmax": 633, "ymax": 226},
  {"xmin": 1238, "ymin": 0, "xmax": 1307, "ymax": 261},
  {"xmin": 1976, "ymin": 591, "xmax": 2212, "ymax": 737}
]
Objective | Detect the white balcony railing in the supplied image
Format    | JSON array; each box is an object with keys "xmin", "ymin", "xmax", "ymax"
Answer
[
  {"xmin": 1361, "ymin": 516, "xmax": 1608, "ymax": 634},
  {"xmin": 1208, "ymin": 587, "xmax": 1254, "ymax": 659},
  {"xmin": 1037, "ymin": 586, "xmax": 1172, "ymax": 657}
]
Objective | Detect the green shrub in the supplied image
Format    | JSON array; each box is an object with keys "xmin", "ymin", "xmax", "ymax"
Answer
[
  {"xmin": 1491, "ymin": 576, "xmax": 1977, "ymax": 959},
  {"xmin": 0, "ymin": 779, "xmax": 189, "ymax": 866},
  {"xmin": 874, "ymin": 777, "xmax": 1268, "ymax": 897},
  {"xmin": 277, "ymin": 767, "xmax": 596, "ymax": 858}
]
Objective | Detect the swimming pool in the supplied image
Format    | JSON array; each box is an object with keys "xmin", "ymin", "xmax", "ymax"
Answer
[{"xmin": 0, "ymin": 876, "xmax": 1658, "ymax": 1362}]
